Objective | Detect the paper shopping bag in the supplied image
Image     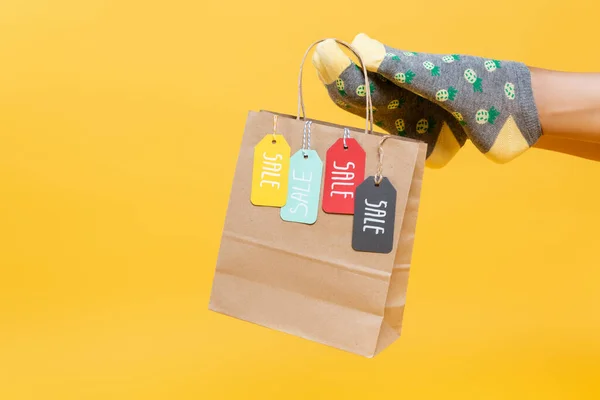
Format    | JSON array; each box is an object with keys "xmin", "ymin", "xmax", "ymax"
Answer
[{"xmin": 209, "ymin": 40, "xmax": 426, "ymax": 357}]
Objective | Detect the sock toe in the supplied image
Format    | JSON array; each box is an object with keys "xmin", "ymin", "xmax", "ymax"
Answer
[
  {"xmin": 312, "ymin": 39, "xmax": 352, "ymax": 85},
  {"xmin": 351, "ymin": 33, "xmax": 387, "ymax": 71}
]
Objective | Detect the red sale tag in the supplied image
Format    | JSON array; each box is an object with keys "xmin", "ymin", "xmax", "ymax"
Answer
[{"xmin": 322, "ymin": 136, "xmax": 366, "ymax": 214}]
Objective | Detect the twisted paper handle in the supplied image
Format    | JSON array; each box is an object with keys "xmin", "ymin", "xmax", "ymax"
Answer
[{"xmin": 296, "ymin": 39, "xmax": 374, "ymax": 136}]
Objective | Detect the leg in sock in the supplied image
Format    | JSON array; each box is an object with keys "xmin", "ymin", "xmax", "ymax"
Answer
[{"xmin": 350, "ymin": 34, "xmax": 543, "ymax": 163}]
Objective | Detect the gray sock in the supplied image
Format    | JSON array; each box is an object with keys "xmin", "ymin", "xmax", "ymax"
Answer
[{"xmin": 367, "ymin": 42, "xmax": 542, "ymax": 163}]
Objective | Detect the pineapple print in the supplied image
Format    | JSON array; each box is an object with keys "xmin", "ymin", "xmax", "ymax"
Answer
[
  {"xmin": 464, "ymin": 69, "xmax": 483, "ymax": 92},
  {"xmin": 435, "ymin": 87, "xmax": 458, "ymax": 102},
  {"xmin": 386, "ymin": 52, "xmax": 400, "ymax": 61},
  {"xmin": 356, "ymin": 82, "xmax": 375, "ymax": 97},
  {"xmin": 442, "ymin": 54, "xmax": 461, "ymax": 63},
  {"xmin": 336, "ymin": 78, "xmax": 347, "ymax": 97},
  {"xmin": 423, "ymin": 61, "xmax": 440, "ymax": 76},
  {"xmin": 403, "ymin": 51, "xmax": 418, "ymax": 56},
  {"xmin": 335, "ymin": 99, "xmax": 350, "ymax": 109},
  {"xmin": 504, "ymin": 82, "xmax": 516, "ymax": 100},
  {"xmin": 484, "ymin": 60, "xmax": 502, "ymax": 72},
  {"xmin": 475, "ymin": 107, "xmax": 501, "ymax": 125},
  {"xmin": 394, "ymin": 70, "xmax": 416, "ymax": 84},
  {"xmin": 395, "ymin": 118, "xmax": 406, "ymax": 136},
  {"xmin": 453, "ymin": 112, "xmax": 467, "ymax": 126},
  {"xmin": 416, "ymin": 117, "xmax": 436, "ymax": 134},
  {"xmin": 387, "ymin": 98, "xmax": 406, "ymax": 110}
]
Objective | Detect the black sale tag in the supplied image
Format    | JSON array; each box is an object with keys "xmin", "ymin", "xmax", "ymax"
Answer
[{"xmin": 352, "ymin": 176, "xmax": 397, "ymax": 254}]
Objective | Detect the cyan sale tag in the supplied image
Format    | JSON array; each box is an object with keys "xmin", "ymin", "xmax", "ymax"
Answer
[{"xmin": 280, "ymin": 149, "xmax": 323, "ymax": 225}]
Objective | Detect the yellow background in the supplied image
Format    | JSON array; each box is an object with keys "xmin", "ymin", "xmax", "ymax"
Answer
[{"xmin": 1, "ymin": 1, "xmax": 599, "ymax": 398}]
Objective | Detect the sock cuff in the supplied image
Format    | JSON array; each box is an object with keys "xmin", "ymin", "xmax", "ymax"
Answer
[{"xmin": 513, "ymin": 62, "xmax": 543, "ymax": 146}]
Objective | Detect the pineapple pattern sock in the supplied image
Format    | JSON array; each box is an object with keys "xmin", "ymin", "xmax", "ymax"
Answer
[
  {"xmin": 312, "ymin": 39, "xmax": 467, "ymax": 169},
  {"xmin": 351, "ymin": 34, "xmax": 543, "ymax": 163}
]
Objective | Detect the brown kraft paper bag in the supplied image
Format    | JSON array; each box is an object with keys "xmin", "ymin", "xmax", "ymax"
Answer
[{"xmin": 209, "ymin": 40, "xmax": 426, "ymax": 357}]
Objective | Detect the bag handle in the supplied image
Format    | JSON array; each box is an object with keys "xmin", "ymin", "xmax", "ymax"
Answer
[{"xmin": 297, "ymin": 39, "xmax": 374, "ymax": 136}]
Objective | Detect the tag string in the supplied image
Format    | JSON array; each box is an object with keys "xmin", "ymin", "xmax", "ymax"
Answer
[
  {"xmin": 297, "ymin": 39, "xmax": 374, "ymax": 136},
  {"xmin": 272, "ymin": 114, "xmax": 278, "ymax": 141},
  {"xmin": 343, "ymin": 128, "xmax": 350, "ymax": 149},
  {"xmin": 374, "ymin": 135, "xmax": 392, "ymax": 185},
  {"xmin": 302, "ymin": 120, "xmax": 313, "ymax": 156}
]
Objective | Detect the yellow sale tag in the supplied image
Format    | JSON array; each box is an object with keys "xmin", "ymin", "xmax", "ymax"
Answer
[{"xmin": 251, "ymin": 134, "xmax": 290, "ymax": 207}]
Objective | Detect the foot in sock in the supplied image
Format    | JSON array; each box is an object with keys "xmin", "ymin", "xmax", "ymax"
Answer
[
  {"xmin": 312, "ymin": 39, "xmax": 467, "ymax": 169},
  {"xmin": 348, "ymin": 34, "xmax": 542, "ymax": 163}
]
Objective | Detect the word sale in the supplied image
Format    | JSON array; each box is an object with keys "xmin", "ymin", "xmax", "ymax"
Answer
[
  {"xmin": 362, "ymin": 199, "xmax": 387, "ymax": 235},
  {"xmin": 287, "ymin": 169, "xmax": 313, "ymax": 217},
  {"xmin": 328, "ymin": 161, "xmax": 356, "ymax": 199},
  {"xmin": 260, "ymin": 152, "xmax": 283, "ymax": 189}
]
